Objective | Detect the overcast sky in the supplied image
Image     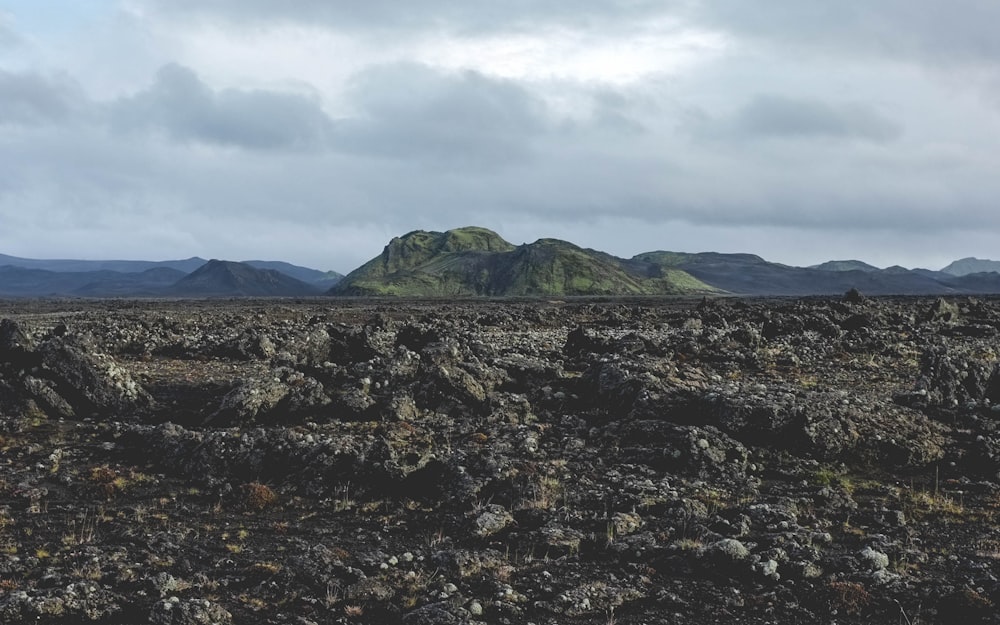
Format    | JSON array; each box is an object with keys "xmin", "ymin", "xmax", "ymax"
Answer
[{"xmin": 2, "ymin": 1, "xmax": 999, "ymax": 272}]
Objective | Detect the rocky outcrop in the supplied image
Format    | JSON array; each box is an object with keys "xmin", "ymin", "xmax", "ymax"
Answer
[{"xmin": 0, "ymin": 319, "xmax": 153, "ymax": 419}]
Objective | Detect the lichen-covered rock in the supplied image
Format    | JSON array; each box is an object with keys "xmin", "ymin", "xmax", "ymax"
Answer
[
  {"xmin": 211, "ymin": 375, "xmax": 290, "ymax": 424},
  {"xmin": 148, "ymin": 597, "xmax": 232, "ymax": 625},
  {"xmin": 0, "ymin": 583, "xmax": 123, "ymax": 623},
  {"xmin": 473, "ymin": 504, "xmax": 514, "ymax": 537}
]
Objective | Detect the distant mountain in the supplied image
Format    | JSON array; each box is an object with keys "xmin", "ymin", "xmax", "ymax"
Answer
[
  {"xmin": 330, "ymin": 227, "xmax": 717, "ymax": 297},
  {"xmin": 0, "ymin": 253, "xmax": 206, "ymax": 274},
  {"xmin": 0, "ymin": 266, "xmax": 187, "ymax": 297},
  {"xmin": 242, "ymin": 261, "xmax": 343, "ymax": 286},
  {"xmin": 636, "ymin": 251, "xmax": 1000, "ymax": 296},
  {"xmin": 5, "ymin": 237, "xmax": 1000, "ymax": 298},
  {"xmin": 167, "ymin": 260, "xmax": 320, "ymax": 297},
  {"xmin": 0, "ymin": 253, "xmax": 341, "ymax": 284},
  {"xmin": 941, "ymin": 257, "xmax": 1000, "ymax": 277},
  {"xmin": 946, "ymin": 272, "xmax": 1000, "ymax": 292},
  {"xmin": 810, "ymin": 260, "xmax": 880, "ymax": 272},
  {"xmin": 72, "ymin": 268, "xmax": 188, "ymax": 297}
]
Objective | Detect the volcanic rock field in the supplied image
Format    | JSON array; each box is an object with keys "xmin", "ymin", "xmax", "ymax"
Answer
[{"xmin": 2, "ymin": 295, "xmax": 1000, "ymax": 624}]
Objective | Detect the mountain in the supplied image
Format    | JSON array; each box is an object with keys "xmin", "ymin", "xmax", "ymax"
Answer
[
  {"xmin": 72, "ymin": 268, "xmax": 188, "ymax": 297},
  {"xmin": 810, "ymin": 260, "xmax": 880, "ymax": 272},
  {"xmin": 167, "ymin": 260, "xmax": 321, "ymax": 297},
  {"xmin": 242, "ymin": 261, "xmax": 343, "ymax": 287},
  {"xmin": 6, "ymin": 236, "xmax": 1000, "ymax": 299},
  {"xmin": 941, "ymin": 257, "xmax": 1000, "ymax": 277},
  {"xmin": 0, "ymin": 261, "xmax": 322, "ymax": 298},
  {"xmin": 0, "ymin": 253, "xmax": 341, "ymax": 286},
  {"xmin": 330, "ymin": 227, "xmax": 718, "ymax": 297},
  {"xmin": 636, "ymin": 251, "xmax": 1000, "ymax": 296},
  {"xmin": 0, "ymin": 266, "xmax": 187, "ymax": 297},
  {"xmin": 0, "ymin": 253, "xmax": 206, "ymax": 274}
]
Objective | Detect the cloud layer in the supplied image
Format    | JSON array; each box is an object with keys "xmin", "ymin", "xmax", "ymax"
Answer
[{"xmin": 1, "ymin": 1, "xmax": 999, "ymax": 272}]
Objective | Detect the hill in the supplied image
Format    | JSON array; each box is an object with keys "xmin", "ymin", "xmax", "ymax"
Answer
[{"xmin": 167, "ymin": 260, "xmax": 320, "ymax": 297}]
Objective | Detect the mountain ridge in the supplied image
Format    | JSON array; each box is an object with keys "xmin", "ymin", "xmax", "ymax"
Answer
[{"xmin": 3, "ymin": 233, "xmax": 1000, "ymax": 297}]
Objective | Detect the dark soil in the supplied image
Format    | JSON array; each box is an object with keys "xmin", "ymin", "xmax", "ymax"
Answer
[{"xmin": 2, "ymin": 296, "xmax": 1000, "ymax": 624}]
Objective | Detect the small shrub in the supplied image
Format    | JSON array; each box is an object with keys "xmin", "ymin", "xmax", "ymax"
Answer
[
  {"xmin": 241, "ymin": 482, "xmax": 278, "ymax": 511},
  {"xmin": 828, "ymin": 580, "xmax": 871, "ymax": 616}
]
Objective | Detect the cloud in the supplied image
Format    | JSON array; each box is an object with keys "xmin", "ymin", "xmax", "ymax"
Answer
[
  {"xmin": 729, "ymin": 95, "xmax": 902, "ymax": 143},
  {"xmin": 0, "ymin": 70, "xmax": 84, "ymax": 126},
  {"xmin": 697, "ymin": 1, "xmax": 1000, "ymax": 66},
  {"xmin": 0, "ymin": 19, "xmax": 20, "ymax": 49},
  {"xmin": 140, "ymin": 0, "xmax": 678, "ymax": 35},
  {"xmin": 333, "ymin": 63, "xmax": 550, "ymax": 169},
  {"xmin": 4, "ymin": 1, "xmax": 1000, "ymax": 274},
  {"xmin": 111, "ymin": 63, "xmax": 334, "ymax": 150}
]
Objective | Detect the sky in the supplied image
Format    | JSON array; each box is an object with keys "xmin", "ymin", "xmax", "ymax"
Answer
[{"xmin": 1, "ymin": 1, "xmax": 999, "ymax": 272}]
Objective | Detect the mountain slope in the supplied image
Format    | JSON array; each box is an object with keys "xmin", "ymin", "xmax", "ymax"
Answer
[
  {"xmin": 330, "ymin": 227, "xmax": 717, "ymax": 297},
  {"xmin": 167, "ymin": 260, "xmax": 320, "ymax": 296},
  {"xmin": 242, "ymin": 260, "xmax": 343, "ymax": 286}
]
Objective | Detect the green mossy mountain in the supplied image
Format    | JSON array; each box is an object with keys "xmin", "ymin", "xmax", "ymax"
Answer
[{"xmin": 329, "ymin": 227, "xmax": 718, "ymax": 297}]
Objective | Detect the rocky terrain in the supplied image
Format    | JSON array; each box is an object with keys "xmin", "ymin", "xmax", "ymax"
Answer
[{"xmin": 2, "ymin": 295, "xmax": 1000, "ymax": 624}]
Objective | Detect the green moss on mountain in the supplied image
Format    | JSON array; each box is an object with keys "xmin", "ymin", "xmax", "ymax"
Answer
[{"xmin": 330, "ymin": 227, "xmax": 719, "ymax": 297}]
